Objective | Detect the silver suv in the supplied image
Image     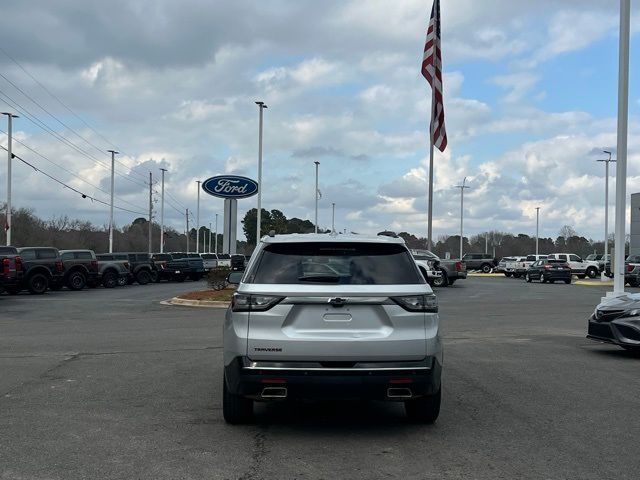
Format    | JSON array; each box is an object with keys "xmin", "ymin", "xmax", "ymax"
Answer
[{"xmin": 223, "ymin": 233, "xmax": 442, "ymax": 424}]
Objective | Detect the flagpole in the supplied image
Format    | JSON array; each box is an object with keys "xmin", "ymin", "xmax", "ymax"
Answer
[{"xmin": 427, "ymin": 85, "xmax": 435, "ymax": 250}]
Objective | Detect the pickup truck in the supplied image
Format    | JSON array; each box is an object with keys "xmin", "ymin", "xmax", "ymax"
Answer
[
  {"xmin": 460, "ymin": 253, "xmax": 497, "ymax": 273},
  {"xmin": 59, "ymin": 249, "xmax": 99, "ymax": 290},
  {"xmin": 200, "ymin": 253, "xmax": 218, "ymax": 271},
  {"xmin": 0, "ymin": 246, "xmax": 23, "ymax": 294},
  {"xmin": 504, "ymin": 256, "xmax": 527, "ymax": 278},
  {"xmin": 96, "ymin": 252, "xmax": 156, "ymax": 285},
  {"xmin": 15, "ymin": 247, "xmax": 65, "ymax": 294},
  {"xmin": 514, "ymin": 254, "xmax": 548, "ymax": 276},
  {"xmin": 170, "ymin": 253, "xmax": 205, "ymax": 280},
  {"xmin": 410, "ymin": 249, "xmax": 467, "ymax": 287},
  {"xmin": 413, "ymin": 257, "xmax": 443, "ymax": 287},
  {"xmin": 546, "ymin": 253, "xmax": 599, "ymax": 279}
]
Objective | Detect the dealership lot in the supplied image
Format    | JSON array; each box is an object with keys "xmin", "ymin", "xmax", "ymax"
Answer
[{"xmin": 1, "ymin": 278, "xmax": 639, "ymax": 479}]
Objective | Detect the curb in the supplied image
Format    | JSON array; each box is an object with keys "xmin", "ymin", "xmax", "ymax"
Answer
[
  {"xmin": 574, "ymin": 280, "xmax": 614, "ymax": 286},
  {"xmin": 162, "ymin": 297, "xmax": 230, "ymax": 308},
  {"xmin": 467, "ymin": 273, "xmax": 504, "ymax": 277}
]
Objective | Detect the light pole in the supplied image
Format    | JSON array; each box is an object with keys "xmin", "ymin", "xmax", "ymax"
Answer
[
  {"xmin": 535, "ymin": 207, "xmax": 540, "ymax": 256},
  {"xmin": 107, "ymin": 150, "xmax": 119, "ymax": 253},
  {"xmin": 454, "ymin": 177, "xmax": 470, "ymax": 259},
  {"xmin": 159, "ymin": 168, "xmax": 167, "ymax": 253},
  {"xmin": 208, "ymin": 222, "xmax": 212, "ymax": 253},
  {"xmin": 185, "ymin": 209, "xmax": 189, "ymax": 253},
  {"xmin": 255, "ymin": 101, "xmax": 267, "ymax": 243},
  {"xmin": 314, "ymin": 161, "xmax": 320, "ymax": 233},
  {"xmin": 196, "ymin": 180, "xmax": 201, "ymax": 253},
  {"xmin": 148, "ymin": 172, "xmax": 153, "ymax": 254},
  {"xmin": 2, "ymin": 112, "xmax": 18, "ymax": 246},
  {"xmin": 331, "ymin": 203, "xmax": 336, "ymax": 234},
  {"xmin": 215, "ymin": 213, "xmax": 218, "ymax": 255},
  {"xmin": 598, "ymin": 150, "xmax": 616, "ymax": 280}
]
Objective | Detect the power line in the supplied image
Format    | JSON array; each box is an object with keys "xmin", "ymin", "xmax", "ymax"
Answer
[
  {"xmin": 0, "ymin": 52, "xmax": 149, "ymax": 183},
  {"xmin": 0, "ymin": 88, "xmax": 149, "ymax": 189},
  {"xmin": 0, "ymin": 128, "xmax": 148, "ymax": 212},
  {"xmin": 0, "ymin": 145, "xmax": 147, "ymax": 216}
]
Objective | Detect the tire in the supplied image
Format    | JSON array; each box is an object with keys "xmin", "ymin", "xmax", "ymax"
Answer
[
  {"xmin": 586, "ymin": 267, "xmax": 598, "ymax": 279},
  {"xmin": 174, "ymin": 274, "xmax": 186, "ymax": 283},
  {"xmin": 432, "ymin": 270, "xmax": 448, "ymax": 288},
  {"xmin": 150, "ymin": 270, "xmax": 159, "ymax": 283},
  {"xmin": 577, "ymin": 274, "xmax": 586, "ymax": 279},
  {"xmin": 564, "ymin": 279, "xmax": 571, "ymax": 284},
  {"xmin": 27, "ymin": 273, "xmax": 49, "ymax": 295},
  {"xmin": 102, "ymin": 271, "xmax": 118, "ymax": 288},
  {"xmin": 136, "ymin": 270, "xmax": 151, "ymax": 285},
  {"xmin": 117, "ymin": 276, "xmax": 128, "ymax": 287},
  {"xmin": 541, "ymin": 274, "xmax": 547, "ymax": 284},
  {"xmin": 525, "ymin": 273, "xmax": 532, "ymax": 283},
  {"xmin": 405, "ymin": 388, "xmax": 441, "ymax": 424},
  {"xmin": 481, "ymin": 264, "xmax": 491, "ymax": 274},
  {"xmin": 505, "ymin": 272, "xmax": 513, "ymax": 278},
  {"xmin": 513, "ymin": 273, "xmax": 521, "ymax": 279},
  {"xmin": 223, "ymin": 374, "xmax": 253, "ymax": 424},
  {"xmin": 67, "ymin": 271, "xmax": 86, "ymax": 291}
]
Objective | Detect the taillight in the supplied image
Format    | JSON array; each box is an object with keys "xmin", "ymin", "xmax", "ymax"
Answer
[
  {"xmin": 2, "ymin": 258, "xmax": 9, "ymax": 274},
  {"xmin": 231, "ymin": 293, "xmax": 283, "ymax": 312},
  {"xmin": 15, "ymin": 256, "xmax": 22, "ymax": 272},
  {"xmin": 455, "ymin": 261, "xmax": 463, "ymax": 272},
  {"xmin": 55, "ymin": 260, "xmax": 64, "ymax": 272},
  {"xmin": 627, "ymin": 265, "xmax": 634, "ymax": 272},
  {"xmin": 392, "ymin": 294, "xmax": 438, "ymax": 313},
  {"xmin": 544, "ymin": 264, "xmax": 553, "ymax": 269},
  {"xmin": 90, "ymin": 260, "xmax": 98, "ymax": 270}
]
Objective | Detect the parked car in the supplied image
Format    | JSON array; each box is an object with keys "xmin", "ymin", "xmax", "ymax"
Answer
[
  {"xmin": 460, "ymin": 253, "xmax": 496, "ymax": 273},
  {"xmin": 170, "ymin": 252, "xmax": 206, "ymax": 280},
  {"xmin": 15, "ymin": 247, "xmax": 65, "ymax": 294},
  {"xmin": 97, "ymin": 257, "xmax": 131, "ymax": 288},
  {"xmin": 504, "ymin": 256, "xmax": 527, "ymax": 278},
  {"xmin": 588, "ymin": 295, "xmax": 640, "ymax": 352},
  {"xmin": 621, "ymin": 254, "xmax": 640, "ymax": 287},
  {"xmin": 215, "ymin": 253, "xmax": 231, "ymax": 268},
  {"xmin": 525, "ymin": 259, "xmax": 572, "ymax": 284},
  {"xmin": 96, "ymin": 252, "xmax": 156, "ymax": 285},
  {"xmin": 223, "ymin": 233, "xmax": 442, "ymax": 424},
  {"xmin": 0, "ymin": 246, "xmax": 23, "ymax": 294},
  {"xmin": 546, "ymin": 253, "xmax": 599, "ymax": 279},
  {"xmin": 414, "ymin": 257, "xmax": 443, "ymax": 287},
  {"xmin": 497, "ymin": 257, "xmax": 515, "ymax": 276},
  {"xmin": 230, "ymin": 254, "xmax": 246, "ymax": 271},
  {"xmin": 200, "ymin": 253, "xmax": 218, "ymax": 271},
  {"xmin": 59, "ymin": 249, "xmax": 99, "ymax": 290},
  {"xmin": 410, "ymin": 249, "xmax": 466, "ymax": 287}
]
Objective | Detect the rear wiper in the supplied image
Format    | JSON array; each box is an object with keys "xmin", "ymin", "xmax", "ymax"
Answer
[{"xmin": 297, "ymin": 275, "xmax": 341, "ymax": 282}]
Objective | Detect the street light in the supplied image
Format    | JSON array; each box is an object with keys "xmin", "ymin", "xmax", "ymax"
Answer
[
  {"xmin": 535, "ymin": 207, "xmax": 540, "ymax": 256},
  {"xmin": 454, "ymin": 177, "xmax": 470, "ymax": 259},
  {"xmin": 107, "ymin": 149, "xmax": 119, "ymax": 253},
  {"xmin": 314, "ymin": 161, "xmax": 320, "ymax": 233},
  {"xmin": 331, "ymin": 202, "xmax": 336, "ymax": 233},
  {"xmin": 255, "ymin": 101, "xmax": 267, "ymax": 243},
  {"xmin": 196, "ymin": 180, "xmax": 201, "ymax": 253},
  {"xmin": 1, "ymin": 112, "xmax": 18, "ymax": 246},
  {"xmin": 597, "ymin": 150, "xmax": 616, "ymax": 281}
]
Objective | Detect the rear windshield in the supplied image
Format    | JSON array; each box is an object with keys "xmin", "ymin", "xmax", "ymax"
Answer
[
  {"xmin": 201, "ymin": 254, "xmax": 217, "ymax": 259},
  {"xmin": 153, "ymin": 254, "xmax": 173, "ymax": 261},
  {"xmin": 247, "ymin": 242, "xmax": 424, "ymax": 285}
]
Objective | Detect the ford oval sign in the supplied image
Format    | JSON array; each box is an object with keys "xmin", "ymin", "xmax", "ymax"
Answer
[{"xmin": 201, "ymin": 175, "xmax": 259, "ymax": 199}]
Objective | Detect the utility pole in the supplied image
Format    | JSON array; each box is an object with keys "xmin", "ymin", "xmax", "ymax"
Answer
[
  {"xmin": 215, "ymin": 213, "xmax": 218, "ymax": 255},
  {"xmin": 186, "ymin": 209, "xmax": 190, "ymax": 253},
  {"xmin": 485, "ymin": 232, "xmax": 488, "ymax": 254},
  {"xmin": 613, "ymin": 0, "xmax": 630, "ymax": 295},
  {"xmin": 107, "ymin": 150, "xmax": 119, "ymax": 253},
  {"xmin": 535, "ymin": 207, "xmax": 540, "ymax": 256},
  {"xmin": 255, "ymin": 101, "xmax": 267, "ymax": 243},
  {"xmin": 331, "ymin": 203, "xmax": 336, "ymax": 233},
  {"xmin": 454, "ymin": 177, "xmax": 470, "ymax": 259},
  {"xmin": 2, "ymin": 112, "xmax": 18, "ymax": 246},
  {"xmin": 598, "ymin": 151, "xmax": 616, "ymax": 281},
  {"xmin": 148, "ymin": 172, "xmax": 153, "ymax": 254},
  {"xmin": 196, "ymin": 180, "xmax": 201, "ymax": 253},
  {"xmin": 314, "ymin": 161, "xmax": 320, "ymax": 233},
  {"xmin": 159, "ymin": 168, "xmax": 167, "ymax": 253}
]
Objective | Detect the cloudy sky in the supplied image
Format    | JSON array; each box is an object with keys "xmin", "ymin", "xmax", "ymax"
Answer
[{"xmin": 0, "ymin": 0, "xmax": 639, "ymax": 243}]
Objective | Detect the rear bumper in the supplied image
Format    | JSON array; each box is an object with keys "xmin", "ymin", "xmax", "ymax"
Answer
[
  {"xmin": 541, "ymin": 271, "xmax": 572, "ymax": 281},
  {"xmin": 449, "ymin": 271, "xmax": 467, "ymax": 280},
  {"xmin": 587, "ymin": 317, "xmax": 640, "ymax": 347},
  {"xmin": 224, "ymin": 356, "xmax": 442, "ymax": 401}
]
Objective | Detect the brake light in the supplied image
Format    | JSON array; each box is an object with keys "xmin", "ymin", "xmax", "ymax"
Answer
[
  {"xmin": 55, "ymin": 260, "xmax": 64, "ymax": 273},
  {"xmin": 231, "ymin": 293, "xmax": 283, "ymax": 312},
  {"xmin": 15, "ymin": 256, "xmax": 22, "ymax": 272},
  {"xmin": 391, "ymin": 294, "xmax": 438, "ymax": 313},
  {"xmin": 455, "ymin": 261, "xmax": 463, "ymax": 272},
  {"xmin": 544, "ymin": 264, "xmax": 553, "ymax": 269},
  {"xmin": 2, "ymin": 258, "xmax": 9, "ymax": 275},
  {"xmin": 627, "ymin": 265, "xmax": 634, "ymax": 272},
  {"xmin": 90, "ymin": 260, "xmax": 98, "ymax": 270}
]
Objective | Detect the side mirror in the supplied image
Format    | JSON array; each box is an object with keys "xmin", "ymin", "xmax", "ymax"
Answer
[{"xmin": 226, "ymin": 271, "xmax": 244, "ymax": 284}]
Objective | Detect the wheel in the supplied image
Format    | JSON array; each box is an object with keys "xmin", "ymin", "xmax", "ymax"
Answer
[
  {"xmin": 564, "ymin": 279, "xmax": 571, "ymax": 284},
  {"xmin": 481, "ymin": 264, "xmax": 491, "ymax": 274},
  {"xmin": 117, "ymin": 276, "xmax": 128, "ymax": 287},
  {"xmin": 513, "ymin": 273, "xmax": 521, "ymax": 278},
  {"xmin": 432, "ymin": 270, "xmax": 448, "ymax": 288},
  {"xmin": 150, "ymin": 270, "xmax": 159, "ymax": 283},
  {"xmin": 213, "ymin": 281, "xmax": 227, "ymax": 291},
  {"xmin": 223, "ymin": 374, "xmax": 253, "ymax": 424},
  {"xmin": 525, "ymin": 273, "xmax": 532, "ymax": 283},
  {"xmin": 174, "ymin": 274, "xmax": 186, "ymax": 283},
  {"xmin": 447, "ymin": 279, "xmax": 456, "ymax": 286},
  {"xmin": 67, "ymin": 271, "xmax": 86, "ymax": 290},
  {"xmin": 541, "ymin": 274, "xmax": 547, "ymax": 284},
  {"xmin": 505, "ymin": 272, "xmax": 512, "ymax": 278},
  {"xmin": 136, "ymin": 270, "xmax": 151, "ymax": 285},
  {"xmin": 27, "ymin": 273, "xmax": 49, "ymax": 295},
  {"xmin": 586, "ymin": 267, "xmax": 598, "ymax": 279},
  {"xmin": 102, "ymin": 271, "xmax": 118, "ymax": 288},
  {"xmin": 404, "ymin": 388, "xmax": 441, "ymax": 424},
  {"xmin": 577, "ymin": 274, "xmax": 585, "ymax": 279}
]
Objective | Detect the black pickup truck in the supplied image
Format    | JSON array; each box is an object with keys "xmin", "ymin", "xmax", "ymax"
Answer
[
  {"xmin": 0, "ymin": 246, "xmax": 23, "ymax": 294},
  {"xmin": 96, "ymin": 252, "xmax": 156, "ymax": 285},
  {"xmin": 151, "ymin": 253, "xmax": 204, "ymax": 282},
  {"xmin": 59, "ymin": 249, "xmax": 100, "ymax": 290},
  {"xmin": 15, "ymin": 247, "xmax": 65, "ymax": 294},
  {"xmin": 169, "ymin": 252, "xmax": 205, "ymax": 281}
]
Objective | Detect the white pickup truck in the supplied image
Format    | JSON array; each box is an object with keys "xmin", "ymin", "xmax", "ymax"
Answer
[
  {"xmin": 503, "ymin": 256, "xmax": 527, "ymax": 278},
  {"xmin": 546, "ymin": 253, "xmax": 599, "ymax": 279},
  {"xmin": 515, "ymin": 254, "xmax": 548, "ymax": 276}
]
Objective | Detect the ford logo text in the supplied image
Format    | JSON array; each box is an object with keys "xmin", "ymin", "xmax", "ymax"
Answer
[{"xmin": 201, "ymin": 175, "xmax": 259, "ymax": 199}]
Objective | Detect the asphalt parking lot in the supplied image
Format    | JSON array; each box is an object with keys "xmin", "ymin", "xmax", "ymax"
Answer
[{"xmin": 1, "ymin": 278, "xmax": 639, "ymax": 479}]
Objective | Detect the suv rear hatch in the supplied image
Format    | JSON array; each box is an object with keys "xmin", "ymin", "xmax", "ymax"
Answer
[{"xmin": 239, "ymin": 242, "xmax": 435, "ymax": 362}]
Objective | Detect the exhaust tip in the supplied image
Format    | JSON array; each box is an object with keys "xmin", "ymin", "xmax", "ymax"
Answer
[
  {"xmin": 387, "ymin": 387, "xmax": 412, "ymax": 399},
  {"xmin": 261, "ymin": 387, "xmax": 287, "ymax": 399}
]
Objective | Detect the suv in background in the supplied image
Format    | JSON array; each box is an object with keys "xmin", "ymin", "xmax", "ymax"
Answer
[
  {"xmin": 547, "ymin": 253, "xmax": 599, "ymax": 279},
  {"xmin": 16, "ymin": 247, "xmax": 65, "ymax": 294},
  {"xmin": 461, "ymin": 253, "xmax": 496, "ymax": 273},
  {"xmin": 223, "ymin": 233, "xmax": 442, "ymax": 424},
  {"xmin": 230, "ymin": 254, "xmax": 245, "ymax": 271},
  {"xmin": 59, "ymin": 249, "xmax": 99, "ymax": 290}
]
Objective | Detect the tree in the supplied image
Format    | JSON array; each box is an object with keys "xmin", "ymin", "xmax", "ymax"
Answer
[{"xmin": 558, "ymin": 225, "xmax": 577, "ymax": 241}]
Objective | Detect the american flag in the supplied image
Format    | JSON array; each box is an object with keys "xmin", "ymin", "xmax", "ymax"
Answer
[{"xmin": 421, "ymin": 0, "xmax": 447, "ymax": 152}]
